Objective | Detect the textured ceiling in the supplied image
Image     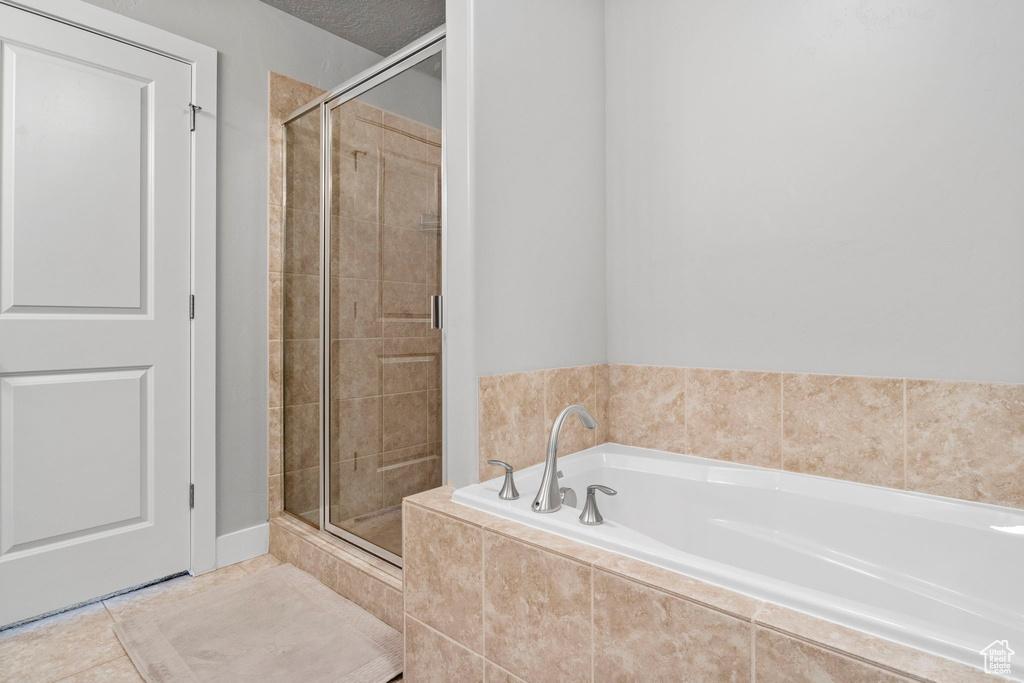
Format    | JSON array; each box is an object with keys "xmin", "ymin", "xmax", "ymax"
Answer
[{"xmin": 258, "ymin": 0, "xmax": 444, "ymax": 57}]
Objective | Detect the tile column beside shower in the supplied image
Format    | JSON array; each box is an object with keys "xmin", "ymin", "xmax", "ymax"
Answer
[{"xmin": 268, "ymin": 72, "xmax": 326, "ymax": 522}]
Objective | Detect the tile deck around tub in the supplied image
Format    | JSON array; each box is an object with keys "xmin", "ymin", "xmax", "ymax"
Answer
[{"xmin": 403, "ymin": 486, "xmax": 995, "ymax": 683}]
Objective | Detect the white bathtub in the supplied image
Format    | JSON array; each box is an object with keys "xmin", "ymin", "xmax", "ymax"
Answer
[{"xmin": 452, "ymin": 444, "xmax": 1024, "ymax": 674}]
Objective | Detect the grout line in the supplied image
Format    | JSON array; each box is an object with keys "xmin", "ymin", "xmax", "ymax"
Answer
[
  {"xmin": 757, "ymin": 623, "xmax": 930, "ymax": 683},
  {"xmin": 484, "ymin": 661, "xmax": 525, "ymax": 682},
  {"xmin": 750, "ymin": 621, "xmax": 757, "ymax": 683},
  {"xmin": 482, "ymin": 524, "xmax": 599, "ymax": 568},
  {"xmin": 779, "ymin": 374, "xmax": 785, "ymax": 470},
  {"xmin": 481, "ymin": 526, "xmax": 487, "ymax": 660},
  {"xmin": 101, "ymin": 600, "xmax": 117, "ymax": 623},
  {"xmin": 594, "ymin": 564, "xmax": 755, "ymax": 622},
  {"xmin": 406, "ymin": 614, "xmax": 480, "ymax": 660},
  {"xmin": 53, "ymin": 651, "xmax": 129, "ymax": 683},
  {"xmin": 683, "ymin": 368, "xmax": 690, "ymax": 454},
  {"xmin": 379, "ymin": 445, "xmax": 386, "ymax": 518},
  {"xmin": 590, "ymin": 565, "xmax": 596, "ymax": 682},
  {"xmin": 401, "ymin": 502, "xmax": 407, "ymax": 636},
  {"xmin": 406, "ymin": 499, "xmax": 489, "ymax": 530},
  {"xmin": 902, "ymin": 379, "xmax": 908, "ymax": 490},
  {"xmin": 543, "ymin": 369, "xmax": 549, "ymax": 447},
  {"xmin": 590, "ymin": 364, "xmax": 599, "ymax": 448}
]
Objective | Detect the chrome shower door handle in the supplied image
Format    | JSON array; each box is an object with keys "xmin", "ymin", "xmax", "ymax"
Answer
[
  {"xmin": 487, "ymin": 460, "xmax": 519, "ymax": 500},
  {"xmin": 579, "ymin": 484, "xmax": 617, "ymax": 526},
  {"xmin": 430, "ymin": 295, "xmax": 443, "ymax": 329}
]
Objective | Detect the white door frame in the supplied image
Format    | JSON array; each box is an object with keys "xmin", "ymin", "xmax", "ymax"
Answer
[{"xmin": 0, "ymin": 0, "xmax": 218, "ymax": 575}]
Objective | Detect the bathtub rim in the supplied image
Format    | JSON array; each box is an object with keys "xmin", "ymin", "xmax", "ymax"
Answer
[{"xmin": 451, "ymin": 443, "xmax": 1024, "ymax": 677}]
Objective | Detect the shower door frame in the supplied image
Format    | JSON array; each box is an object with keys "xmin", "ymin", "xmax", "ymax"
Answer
[{"xmin": 283, "ymin": 27, "xmax": 446, "ymax": 567}]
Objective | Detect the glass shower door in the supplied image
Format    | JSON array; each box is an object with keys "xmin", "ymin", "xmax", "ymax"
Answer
[{"xmin": 324, "ymin": 50, "xmax": 443, "ymax": 565}]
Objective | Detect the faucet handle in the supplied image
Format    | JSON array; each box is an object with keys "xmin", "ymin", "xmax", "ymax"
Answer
[
  {"xmin": 579, "ymin": 484, "xmax": 617, "ymax": 525},
  {"xmin": 487, "ymin": 460, "xmax": 520, "ymax": 500}
]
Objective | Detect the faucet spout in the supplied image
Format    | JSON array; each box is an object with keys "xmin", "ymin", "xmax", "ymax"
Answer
[{"xmin": 532, "ymin": 404, "xmax": 597, "ymax": 513}]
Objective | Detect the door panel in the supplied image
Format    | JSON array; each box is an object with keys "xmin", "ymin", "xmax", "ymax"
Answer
[
  {"xmin": 308, "ymin": 49, "xmax": 442, "ymax": 565},
  {"xmin": 0, "ymin": 4, "xmax": 192, "ymax": 625},
  {"xmin": 0, "ymin": 368, "xmax": 149, "ymax": 554},
  {"xmin": 1, "ymin": 42, "xmax": 149, "ymax": 313}
]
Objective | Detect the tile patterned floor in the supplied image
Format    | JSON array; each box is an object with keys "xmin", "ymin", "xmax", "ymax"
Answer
[{"xmin": 0, "ymin": 555, "xmax": 284, "ymax": 683}]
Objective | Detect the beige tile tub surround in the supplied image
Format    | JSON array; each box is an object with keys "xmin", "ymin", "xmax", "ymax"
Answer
[
  {"xmin": 594, "ymin": 570, "xmax": 751, "ymax": 681},
  {"xmin": 484, "ymin": 533, "xmax": 592, "ymax": 682},
  {"xmin": 478, "ymin": 365, "xmax": 605, "ymax": 481},
  {"xmin": 606, "ymin": 364, "xmax": 687, "ymax": 454},
  {"xmin": 404, "ymin": 615, "xmax": 483, "ymax": 683},
  {"xmin": 478, "ymin": 371, "xmax": 545, "ymax": 480},
  {"xmin": 479, "ymin": 364, "xmax": 1024, "ymax": 511},
  {"xmin": 403, "ymin": 503, "xmax": 483, "ymax": 651},
  {"xmin": 754, "ymin": 627, "xmax": 912, "ymax": 683},
  {"xmin": 783, "ymin": 373, "xmax": 905, "ymax": 488},
  {"xmin": 402, "ymin": 487, "xmax": 992, "ymax": 682},
  {"xmin": 687, "ymin": 367, "xmax": 781, "ymax": 469},
  {"xmin": 906, "ymin": 379, "xmax": 1024, "ymax": 509}
]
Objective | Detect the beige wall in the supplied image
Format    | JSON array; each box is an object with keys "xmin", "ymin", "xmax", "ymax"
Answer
[{"xmin": 479, "ymin": 364, "xmax": 1024, "ymax": 511}]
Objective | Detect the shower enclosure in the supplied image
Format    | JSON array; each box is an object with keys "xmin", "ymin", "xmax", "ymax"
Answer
[{"xmin": 280, "ymin": 30, "xmax": 444, "ymax": 566}]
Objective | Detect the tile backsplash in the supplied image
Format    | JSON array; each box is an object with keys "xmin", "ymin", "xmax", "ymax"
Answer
[
  {"xmin": 477, "ymin": 365, "xmax": 606, "ymax": 482},
  {"xmin": 479, "ymin": 364, "xmax": 1024, "ymax": 510}
]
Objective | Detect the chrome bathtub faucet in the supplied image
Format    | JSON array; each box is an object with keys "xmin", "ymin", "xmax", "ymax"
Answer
[
  {"xmin": 532, "ymin": 404, "xmax": 597, "ymax": 513},
  {"xmin": 558, "ymin": 470, "xmax": 578, "ymax": 508},
  {"xmin": 560, "ymin": 485, "xmax": 578, "ymax": 508},
  {"xmin": 579, "ymin": 485, "xmax": 616, "ymax": 525},
  {"xmin": 487, "ymin": 460, "xmax": 519, "ymax": 500}
]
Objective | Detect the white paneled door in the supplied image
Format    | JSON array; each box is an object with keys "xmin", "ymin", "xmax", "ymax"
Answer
[{"xmin": 0, "ymin": 5, "xmax": 192, "ymax": 625}]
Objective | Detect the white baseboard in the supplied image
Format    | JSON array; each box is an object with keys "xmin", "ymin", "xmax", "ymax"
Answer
[{"xmin": 215, "ymin": 522, "xmax": 270, "ymax": 569}]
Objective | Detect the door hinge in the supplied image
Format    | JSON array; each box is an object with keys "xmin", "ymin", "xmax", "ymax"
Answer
[
  {"xmin": 189, "ymin": 103, "xmax": 202, "ymax": 132},
  {"xmin": 189, "ymin": 483, "xmax": 195, "ymax": 509},
  {"xmin": 189, "ymin": 294, "xmax": 195, "ymax": 319}
]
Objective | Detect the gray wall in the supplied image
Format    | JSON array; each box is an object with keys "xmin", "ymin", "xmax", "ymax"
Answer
[
  {"xmin": 605, "ymin": 0, "xmax": 1024, "ymax": 383},
  {"xmin": 472, "ymin": 0, "xmax": 607, "ymax": 375},
  {"xmin": 358, "ymin": 56, "xmax": 443, "ymax": 128},
  {"xmin": 443, "ymin": 0, "xmax": 608, "ymax": 485},
  {"xmin": 84, "ymin": 0, "xmax": 382, "ymax": 536}
]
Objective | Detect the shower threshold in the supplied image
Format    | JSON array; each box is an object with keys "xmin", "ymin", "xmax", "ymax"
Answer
[{"xmin": 334, "ymin": 505, "xmax": 403, "ymax": 558}]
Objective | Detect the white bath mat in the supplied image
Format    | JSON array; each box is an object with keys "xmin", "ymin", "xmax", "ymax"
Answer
[{"xmin": 113, "ymin": 564, "xmax": 402, "ymax": 683}]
